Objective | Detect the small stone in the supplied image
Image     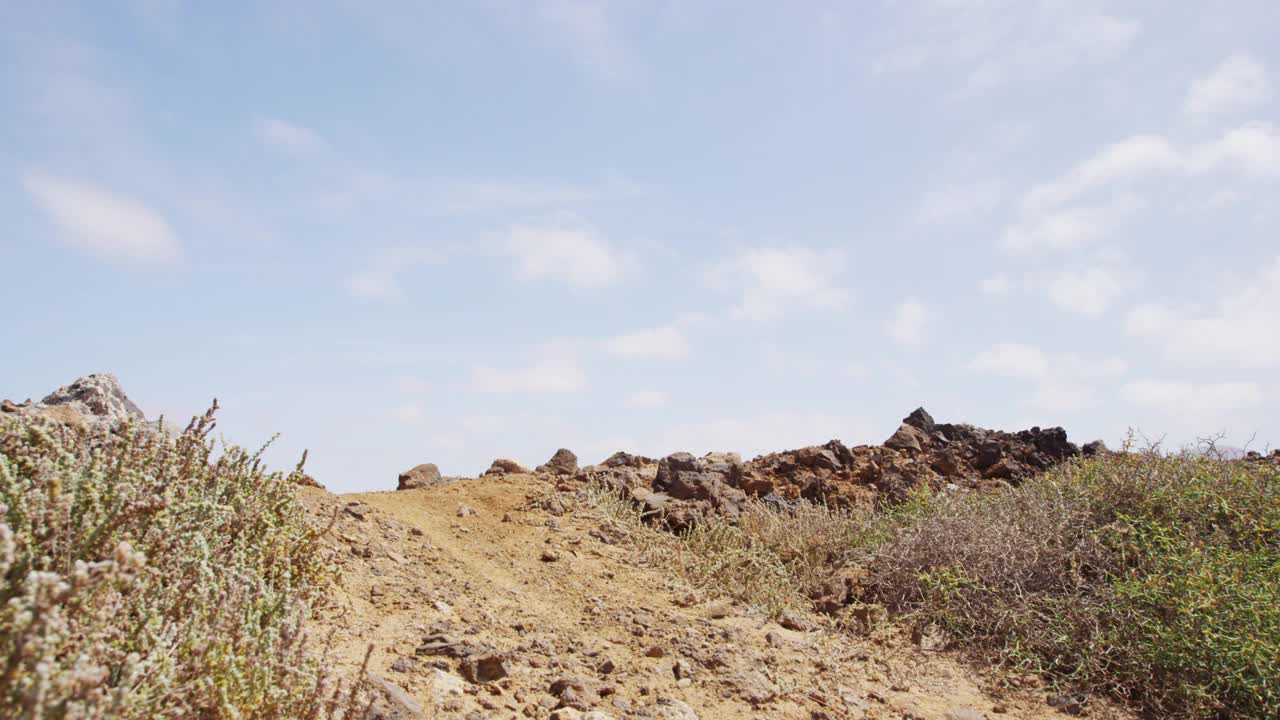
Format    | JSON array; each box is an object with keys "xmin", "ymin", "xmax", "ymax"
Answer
[
  {"xmin": 644, "ymin": 645, "xmax": 666, "ymax": 658},
  {"xmin": 991, "ymin": 705, "xmax": 1009, "ymax": 715},
  {"xmin": 461, "ymin": 653, "xmax": 510, "ymax": 684},
  {"xmin": 391, "ymin": 656, "xmax": 417, "ymax": 673},
  {"xmin": 541, "ymin": 549, "xmax": 561, "ymax": 562},
  {"xmin": 457, "ymin": 505, "xmax": 477, "ymax": 517}
]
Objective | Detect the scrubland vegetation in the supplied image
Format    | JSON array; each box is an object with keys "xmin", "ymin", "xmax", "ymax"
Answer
[
  {"xmin": 591, "ymin": 447, "xmax": 1280, "ymax": 719},
  {"xmin": 0, "ymin": 410, "xmax": 362, "ymax": 719}
]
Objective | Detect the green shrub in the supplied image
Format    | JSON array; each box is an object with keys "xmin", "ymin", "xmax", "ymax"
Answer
[
  {"xmin": 865, "ymin": 449, "xmax": 1280, "ymax": 719},
  {"xmin": 0, "ymin": 408, "xmax": 357, "ymax": 719}
]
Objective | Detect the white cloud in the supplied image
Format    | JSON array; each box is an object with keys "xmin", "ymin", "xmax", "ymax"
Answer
[
  {"xmin": 1005, "ymin": 125, "xmax": 1280, "ymax": 255},
  {"xmin": 23, "ymin": 172, "xmax": 180, "ymax": 264},
  {"xmin": 346, "ymin": 269, "xmax": 403, "ymax": 301},
  {"xmin": 1047, "ymin": 266, "xmax": 1133, "ymax": 317},
  {"xmin": 709, "ymin": 247, "xmax": 849, "ymax": 321},
  {"xmin": 1001, "ymin": 204, "xmax": 1120, "ymax": 253},
  {"xmin": 1024, "ymin": 136, "xmax": 1179, "ymax": 213},
  {"xmin": 1126, "ymin": 257, "xmax": 1280, "ymax": 368},
  {"xmin": 256, "ymin": 116, "xmax": 328, "ymax": 154},
  {"xmin": 914, "ymin": 181, "xmax": 1002, "ymax": 224},
  {"xmin": 507, "ymin": 214, "xmax": 621, "ymax": 289},
  {"xmin": 472, "ymin": 355, "xmax": 587, "ymax": 393},
  {"xmin": 886, "ymin": 298, "xmax": 929, "ymax": 345},
  {"xmin": 875, "ymin": 4, "xmax": 1140, "ymax": 96},
  {"xmin": 625, "ymin": 390, "xmax": 668, "ymax": 409},
  {"xmin": 605, "ymin": 325, "xmax": 689, "ymax": 359},
  {"xmin": 1185, "ymin": 123, "xmax": 1280, "ymax": 177},
  {"xmin": 1122, "ymin": 380, "xmax": 1263, "ymax": 413},
  {"xmin": 980, "ymin": 273, "xmax": 1014, "ymax": 295},
  {"xmin": 968, "ymin": 342, "xmax": 1049, "ymax": 379},
  {"xmin": 1185, "ymin": 53, "xmax": 1270, "ymax": 120}
]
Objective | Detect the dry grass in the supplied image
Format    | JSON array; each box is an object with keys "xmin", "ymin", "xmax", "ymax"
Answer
[
  {"xmin": 0, "ymin": 408, "xmax": 369, "ymax": 719},
  {"xmin": 586, "ymin": 448, "xmax": 1280, "ymax": 719}
]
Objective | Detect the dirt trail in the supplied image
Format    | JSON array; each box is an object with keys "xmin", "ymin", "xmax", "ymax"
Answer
[{"xmin": 301, "ymin": 475, "xmax": 1127, "ymax": 720}]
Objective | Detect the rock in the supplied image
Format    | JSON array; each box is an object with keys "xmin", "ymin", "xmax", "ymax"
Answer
[
  {"xmin": 551, "ymin": 711, "xmax": 617, "ymax": 720},
  {"xmin": 428, "ymin": 668, "xmax": 465, "ymax": 706},
  {"xmin": 731, "ymin": 669, "xmax": 779, "ymax": 705},
  {"xmin": 390, "ymin": 657, "xmax": 417, "ymax": 673},
  {"xmin": 1, "ymin": 399, "xmax": 20, "ymax": 413},
  {"xmin": 460, "ymin": 653, "xmax": 510, "ymax": 684},
  {"xmin": 364, "ymin": 673, "xmax": 424, "ymax": 719},
  {"xmin": 550, "ymin": 677, "xmax": 601, "ymax": 711},
  {"xmin": 485, "ymin": 458, "xmax": 531, "ymax": 475},
  {"xmin": 652, "ymin": 453, "xmax": 746, "ymax": 519},
  {"xmin": 1082, "ymin": 440, "xmax": 1108, "ymax": 457},
  {"xmin": 945, "ymin": 710, "xmax": 986, "ymax": 720},
  {"xmin": 457, "ymin": 505, "xmax": 477, "ymax": 517},
  {"xmin": 903, "ymin": 407, "xmax": 935, "ymax": 431},
  {"xmin": 777, "ymin": 610, "xmax": 812, "ymax": 632},
  {"xmin": 637, "ymin": 697, "xmax": 700, "ymax": 720},
  {"xmin": 537, "ymin": 448, "xmax": 579, "ymax": 475},
  {"xmin": 1047, "ymin": 694, "xmax": 1088, "ymax": 716},
  {"xmin": 883, "ymin": 424, "xmax": 926, "ymax": 453},
  {"xmin": 40, "ymin": 373, "xmax": 145, "ymax": 424},
  {"xmin": 601, "ymin": 451, "xmax": 653, "ymax": 469},
  {"xmin": 398, "ymin": 463, "xmax": 444, "ymax": 490}
]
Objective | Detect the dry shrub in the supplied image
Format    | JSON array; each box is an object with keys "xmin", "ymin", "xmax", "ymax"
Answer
[
  {"xmin": 584, "ymin": 482, "xmax": 871, "ymax": 616},
  {"xmin": 864, "ymin": 448, "xmax": 1280, "ymax": 719},
  {"xmin": 0, "ymin": 408, "xmax": 366, "ymax": 719}
]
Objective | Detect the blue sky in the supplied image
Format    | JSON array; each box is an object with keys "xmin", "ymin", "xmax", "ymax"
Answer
[{"xmin": 3, "ymin": 1, "xmax": 1278, "ymax": 492}]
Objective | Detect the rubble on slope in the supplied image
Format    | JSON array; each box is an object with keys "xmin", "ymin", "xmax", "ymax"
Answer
[{"xmin": 570, "ymin": 407, "xmax": 1084, "ymax": 529}]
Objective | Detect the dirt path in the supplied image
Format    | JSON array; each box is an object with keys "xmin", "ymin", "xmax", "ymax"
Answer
[{"xmin": 301, "ymin": 475, "xmax": 1126, "ymax": 720}]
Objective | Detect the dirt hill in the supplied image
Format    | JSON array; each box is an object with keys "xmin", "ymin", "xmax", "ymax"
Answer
[{"xmin": 301, "ymin": 475, "xmax": 1130, "ymax": 720}]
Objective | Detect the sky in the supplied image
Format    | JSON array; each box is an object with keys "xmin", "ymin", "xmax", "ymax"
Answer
[{"xmin": 3, "ymin": 1, "xmax": 1278, "ymax": 492}]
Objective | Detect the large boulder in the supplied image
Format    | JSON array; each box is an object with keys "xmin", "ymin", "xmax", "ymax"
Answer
[
  {"xmin": 398, "ymin": 463, "xmax": 444, "ymax": 490},
  {"xmin": 536, "ymin": 448, "xmax": 579, "ymax": 476}
]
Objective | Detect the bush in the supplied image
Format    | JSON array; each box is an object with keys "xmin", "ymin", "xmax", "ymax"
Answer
[
  {"xmin": 0, "ymin": 408, "xmax": 357, "ymax": 719},
  {"xmin": 864, "ymin": 449, "xmax": 1280, "ymax": 719}
]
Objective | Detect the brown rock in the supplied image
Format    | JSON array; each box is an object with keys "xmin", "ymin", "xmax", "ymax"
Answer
[
  {"xmin": 398, "ymin": 463, "xmax": 445, "ymax": 490},
  {"xmin": 364, "ymin": 673, "xmax": 425, "ymax": 719},
  {"xmin": 537, "ymin": 448, "xmax": 579, "ymax": 475},
  {"xmin": 460, "ymin": 653, "xmax": 510, "ymax": 684}
]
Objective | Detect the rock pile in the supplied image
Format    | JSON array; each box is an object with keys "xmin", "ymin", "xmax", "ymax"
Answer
[
  {"xmin": 2, "ymin": 373, "xmax": 147, "ymax": 433},
  {"xmin": 573, "ymin": 407, "xmax": 1084, "ymax": 528}
]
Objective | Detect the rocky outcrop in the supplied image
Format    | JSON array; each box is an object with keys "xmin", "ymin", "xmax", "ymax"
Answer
[
  {"xmin": 581, "ymin": 407, "xmax": 1084, "ymax": 528},
  {"xmin": 484, "ymin": 458, "xmax": 532, "ymax": 475},
  {"xmin": 537, "ymin": 448, "xmax": 579, "ymax": 476},
  {"xmin": 3, "ymin": 373, "xmax": 148, "ymax": 434},
  {"xmin": 398, "ymin": 463, "xmax": 445, "ymax": 490}
]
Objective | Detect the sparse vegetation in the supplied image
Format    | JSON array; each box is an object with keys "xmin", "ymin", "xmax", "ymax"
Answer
[
  {"xmin": 0, "ymin": 408, "xmax": 363, "ymax": 719},
  {"xmin": 588, "ymin": 448, "xmax": 1280, "ymax": 719}
]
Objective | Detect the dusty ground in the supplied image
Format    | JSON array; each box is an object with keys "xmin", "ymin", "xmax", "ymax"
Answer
[{"xmin": 300, "ymin": 474, "xmax": 1130, "ymax": 720}]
